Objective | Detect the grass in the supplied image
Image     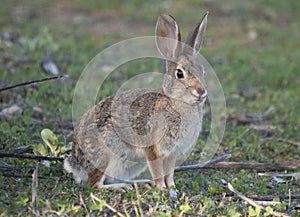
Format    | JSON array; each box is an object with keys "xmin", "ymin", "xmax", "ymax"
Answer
[{"xmin": 1, "ymin": 0, "xmax": 300, "ymax": 216}]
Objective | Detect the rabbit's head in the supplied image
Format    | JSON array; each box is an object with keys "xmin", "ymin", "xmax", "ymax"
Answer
[{"xmin": 156, "ymin": 12, "xmax": 208, "ymax": 105}]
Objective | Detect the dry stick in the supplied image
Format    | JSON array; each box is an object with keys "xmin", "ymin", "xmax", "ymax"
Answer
[
  {"xmin": 258, "ymin": 172, "xmax": 300, "ymax": 180},
  {"xmin": 2, "ymin": 174, "xmax": 59, "ymax": 179},
  {"xmin": 228, "ymin": 183, "xmax": 290, "ymax": 217},
  {"xmin": 32, "ymin": 166, "xmax": 39, "ymax": 216},
  {"xmin": 212, "ymin": 194, "xmax": 300, "ymax": 201},
  {"xmin": 0, "ymin": 164, "xmax": 63, "ymax": 171},
  {"xmin": 251, "ymin": 201, "xmax": 281, "ymax": 206},
  {"xmin": 79, "ymin": 193, "xmax": 90, "ymax": 217},
  {"xmin": 204, "ymin": 162, "xmax": 299, "ymax": 171},
  {"xmin": 0, "ymin": 164, "xmax": 64, "ymax": 179},
  {"xmin": 0, "ymin": 153, "xmax": 64, "ymax": 161},
  {"xmin": 175, "ymin": 154, "xmax": 232, "ymax": 172},
  {"xmin": 0, "ymin": 75, "xmax": 67, "ymax": 92},
  {"xmin": 175, "ymin": 153, "xmax": 298, "ymax": 172},
  {"xmin": 134, "ymin": 183, "xmax": 144, "ymax": 217},
  {"xmin": 0, "ymin": 145, "xmax": 32, "ymax": 154},
  {"xmin": 90, "ymin": 193, "xmax": 125, "ymax": 217}
]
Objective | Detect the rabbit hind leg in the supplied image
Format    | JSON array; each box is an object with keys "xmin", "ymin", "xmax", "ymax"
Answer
[
  {"xmin": 98, "ymin": 179, "xmax": 154, "ymax": 191},
  {"xmin": 87, "ymin": 169, "xmax": 104, "ymax": 188},
  {"xmin": 163, "ymin": 153, "xmax": 177, "ymax": 188},
  {"xmin": 88, "ymin": 170, "xmax": 133, "ymax": 191}
]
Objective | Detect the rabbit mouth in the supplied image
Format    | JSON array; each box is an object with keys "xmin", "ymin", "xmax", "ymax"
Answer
[
  {"xmin": 193, "ymin": 96, "xmax": 207, "ymax": 103},
  {"xmin": 200, "ymin": 89, "xmax": 208, "ymax": 101},
  {"xmin": 190, "ymin": 89, "xmax": 207, "ymax": 103}
]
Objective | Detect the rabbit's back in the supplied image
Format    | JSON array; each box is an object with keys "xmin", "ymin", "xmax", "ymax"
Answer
[{"xmin": 75, "ymin": 89, "xmax": 180, "ymax": 157}]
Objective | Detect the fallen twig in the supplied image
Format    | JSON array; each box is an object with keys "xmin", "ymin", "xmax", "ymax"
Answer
[
  {"xmin": 249, "ymin": 194, "xmax": 300, "ymax": 201},
  {"xmin": 32, "ymin": 166, "xmax": 39, "ymax": 216},
  {"xmin": 175, "ymin": 154, "xmax": 232, "ymax": 172},
  {"xmin": 79, "ymin": 193, "xmax": 90, "ymax": 216},
  {"xmin": 0, "ymin": 163, "xmax": 64, "ymax": 179},
  {"xmin": 0, "ymin": 75, "xmax": 67, "ymax": 92},
  {"xmin": 254, "ymin": 201, "xmax": 281, "ymax": 206},
  {"xmin": 0, "ymin": 153, "xmax": 64, "ymax": 161},
  {"xmin": 193, "ymin": 194, "xmax": 300, "ymax": 203},
  {"xmin": 134, "ymin": 183, "xmax": 144, "ymax": 217},
  {"xmin": 91, "ymin": 193, "xmax": 125, "ymax": 217},
  {"xmin": 0, "ymin": 145, "xmax": 32, "ymax": 154},
  {"xmin": 228, "ymin": 183, "xmax": 290, "ymax": 217},
  {"xmin": 1, "ymin": 174, "xmax": 59, "ymax": 179},
  {"xmin": 175, "ymin": 153, "xmax": 298, "ymax": 172},
  {"xmin": 176, "ymin": 160, "xmax": 298, "ymax": 172},
  {"xmin": 0, "ymin": 164, "xmax": 63, "ymax": 171},
  {"xmin": 258, "ymin": 172, "xmax": 300, "ymax": 181},
  {"xmin": 205, "ymin": 161, "xmax": 299, "ymax": 171}
]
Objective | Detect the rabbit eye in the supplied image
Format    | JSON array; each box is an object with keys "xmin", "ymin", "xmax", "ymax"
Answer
[{"xmin": 175, "ymin": 69, "xmax": 184, "ymax": 79}]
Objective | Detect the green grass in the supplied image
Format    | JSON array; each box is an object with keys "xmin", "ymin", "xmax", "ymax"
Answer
[{"xmin": 1, "ymin": 0, "xmax": 300, "ymax": 216}]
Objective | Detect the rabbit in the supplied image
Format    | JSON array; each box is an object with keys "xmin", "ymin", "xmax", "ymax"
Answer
[{"xmin": 64, "ymin": 12, "xmax": 209, "ymax": 192}]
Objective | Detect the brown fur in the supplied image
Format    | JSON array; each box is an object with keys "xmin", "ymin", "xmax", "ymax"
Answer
[{"xmin": 87, "ymin": 169, "xmax": 104, "ymax": 188}]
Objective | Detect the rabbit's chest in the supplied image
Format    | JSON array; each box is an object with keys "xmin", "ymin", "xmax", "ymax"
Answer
[{"xmin": 174, "ymin": 106, "xmax": 203, "ymax": 154}]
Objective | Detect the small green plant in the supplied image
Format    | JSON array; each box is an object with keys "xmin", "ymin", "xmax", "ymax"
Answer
[
  {"xmin": 33, "ymin": 128, "xmax": 70, "ymax": 157},
  {"xmin": 264, "ymin": 206, "xmax": 274, "ymax": 216},
  {"xmin": 248, "ymin": 206, "xmax": 261, "ymax": 217}
]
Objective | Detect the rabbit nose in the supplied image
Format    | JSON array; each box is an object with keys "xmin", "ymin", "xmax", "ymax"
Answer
[
  {"xmin": 192, "ymin": 87, "xmax": 206, "ymax": 100},
  {"xmin": 195, "ymin": 87, "xmax": 207, "ymax": 98},
  {"xmin": 200, "ymin": 89, "xmax": 207, "ymax": 99}
]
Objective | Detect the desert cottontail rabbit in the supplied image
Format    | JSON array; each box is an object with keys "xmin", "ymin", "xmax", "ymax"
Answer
[{"xmin": 64, "ymin": 12, "xmax": 209, "ymax": 191}]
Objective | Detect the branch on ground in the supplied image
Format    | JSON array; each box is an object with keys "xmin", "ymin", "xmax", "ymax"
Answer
[
  {"xmin": 228, "ymin": 183, "xmax": 290, "ymax": 217},
  {"xmin": 0, "ymin": 75, "xmax": 67, "ymax": 92}
]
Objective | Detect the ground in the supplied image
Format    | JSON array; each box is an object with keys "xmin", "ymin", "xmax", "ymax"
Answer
[{"xmin": 0, "ymin": 0, "xmax": 300, "ymax": 216}]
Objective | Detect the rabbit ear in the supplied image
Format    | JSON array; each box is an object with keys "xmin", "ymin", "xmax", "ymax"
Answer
[
  {"xmin": 184, "ymin": 11, "xmax": 208, "ymax": 57},
  {"xmin": 156, "ymin": 14, "xmax": 181, "ymax": 59}
]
